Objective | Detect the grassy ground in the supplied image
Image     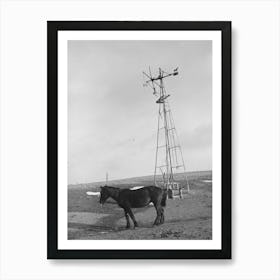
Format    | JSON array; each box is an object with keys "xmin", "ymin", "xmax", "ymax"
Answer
[{"xmin": 68, "ymin": 171, "xmax": 212, "ymax": 240}]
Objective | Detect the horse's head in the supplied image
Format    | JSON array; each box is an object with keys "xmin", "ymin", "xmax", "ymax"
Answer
[{"xmin": 99, "ymin": 186, "xmax": 110, "ymax": 205}]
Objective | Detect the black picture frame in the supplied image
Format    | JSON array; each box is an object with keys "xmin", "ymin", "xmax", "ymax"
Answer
[{"xmin": 47, "ymin": 21, "xmax": 231, "ymax": 259}]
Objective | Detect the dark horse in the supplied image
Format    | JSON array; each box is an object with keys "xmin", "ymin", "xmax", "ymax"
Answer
[{"xmin": 99, "ymin": 185, "xmax": 167, "ymax": 228}]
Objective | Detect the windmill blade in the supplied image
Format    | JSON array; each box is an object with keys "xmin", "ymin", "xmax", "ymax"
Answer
[
  {"xmin": 149, "ymin": 66, "xmax": 157, "ymax": 94},
  {"xmin": 152, "ymin": 83, "xmax": 158, "ymax": 95},
  {"xmin": 143, "ymin": 68, "xmax": 160, "ymax": 95},
  {"xmin": 142, "ymin": 71, "xmax": 151, "ymax": 80},
  {"xmin": 145, "ymin": 82, "xmax": 155, "ymax": 90},
  {"xmin": 149, "ymin": 66, "xmax": 152, "ymax": 78}
]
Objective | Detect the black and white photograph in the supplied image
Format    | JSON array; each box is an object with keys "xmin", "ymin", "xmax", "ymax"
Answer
[
  {"xmin": 48, "ymin": 21, "xmax": 231, "ymax": 259},
  {"xmin": 68, "ymin": 40, "xmax": 213, "ymax": 240}
]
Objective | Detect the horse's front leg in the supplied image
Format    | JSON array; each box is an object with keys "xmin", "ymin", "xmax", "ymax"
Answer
[
  {"xmin": 124, "ymin": 209, "xmax": 130, "ymax": 229},
  {"xmin": 127, "ymin": 208, "xmax": 138, "ymax": 228}
]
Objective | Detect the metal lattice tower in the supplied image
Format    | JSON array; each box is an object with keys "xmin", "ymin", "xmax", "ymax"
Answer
[{"xmin": 143, "ymin": 67, "xmax": 190, "ymax": 197}]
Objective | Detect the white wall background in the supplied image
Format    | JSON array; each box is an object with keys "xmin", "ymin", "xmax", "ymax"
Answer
[{"xmin": 0, "ymin": 0, "xmax": 279, "ymax": 279}]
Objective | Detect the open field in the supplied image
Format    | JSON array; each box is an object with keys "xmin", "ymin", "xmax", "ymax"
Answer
[{"xmin": 68, "ymin": 171, "xmax": 212, "ymax": 240}]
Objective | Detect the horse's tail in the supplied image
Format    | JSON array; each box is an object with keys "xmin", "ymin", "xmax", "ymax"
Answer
[{"xmin": 161, "ymin": 189, "xmax": 168, "ymax": 207}]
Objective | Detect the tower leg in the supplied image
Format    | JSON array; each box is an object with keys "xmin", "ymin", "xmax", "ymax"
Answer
[{"xmin": 179, "ymin": 187, "xmax": 183, "ymax": 199}]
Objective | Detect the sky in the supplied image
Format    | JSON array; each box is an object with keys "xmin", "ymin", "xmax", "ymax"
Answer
[{"xmin": 68, "ymin": 40, "xmax": 212, "ymax": 184}]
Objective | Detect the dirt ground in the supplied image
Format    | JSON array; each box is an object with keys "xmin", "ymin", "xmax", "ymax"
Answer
[{"xmin": 68, "ymin": 171, "xmax": 212, "ymax": 240}]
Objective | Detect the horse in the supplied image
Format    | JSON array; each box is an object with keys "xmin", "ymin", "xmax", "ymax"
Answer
[{"xmin": 99, "ymin": 185, "xmax": 167, "ymax": 229}]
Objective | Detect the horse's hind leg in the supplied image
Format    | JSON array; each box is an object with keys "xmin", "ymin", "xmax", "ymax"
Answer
[
  {"xmin": 153, "ymin": 205, "xmax": 162, "ymax": 226},
  {"xmin": 160, "ymin": 208, "xmax": 165, "ymax": 224},
  {"xmin": 124, "ymin": 209, "xmax": 130, "ymax": 229},
  {"xmin": 127, "ymin": 208, "xmax": 138, "ymax": 228}
]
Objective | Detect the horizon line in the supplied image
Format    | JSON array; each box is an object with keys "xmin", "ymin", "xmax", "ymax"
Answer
[{"xmin": 68, "ymin": 169, "xmax": 212, "ymax": 186}]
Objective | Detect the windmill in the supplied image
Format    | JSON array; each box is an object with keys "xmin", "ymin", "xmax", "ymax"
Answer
[{"xmin": 143, "ymin": 67, "xmax": 190, "ymax": 198}]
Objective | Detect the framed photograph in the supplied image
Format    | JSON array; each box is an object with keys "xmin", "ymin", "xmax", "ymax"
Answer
[{"xmin": 48, "ymin": 21, "xmax": 231, "ymax": 259}]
